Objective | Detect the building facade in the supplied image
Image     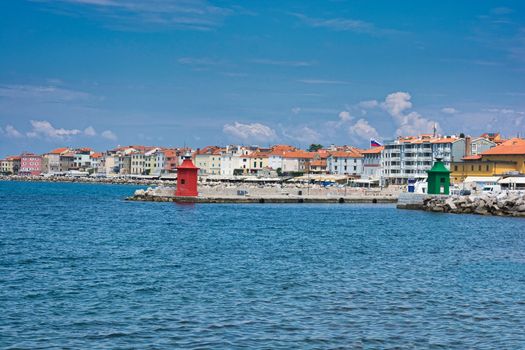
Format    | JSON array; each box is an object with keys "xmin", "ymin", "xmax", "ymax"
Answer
[
  {"xmin": 19, "ymin": 153, "xmax": 42, "ymax": 176},
  {"xmin": 326, "ymin": 150, "xmax": 363, "ymax": 176},
  {"xmin": 381, "ymin": 135, "xmax": 466, "ymax": 185},
  {"xmin": 451, "ymin": 138, "xmax": 525, "ymax": 183},
  {"xmin": 361, "ymin": 146, "xmax": 383, "ymax": 179}
]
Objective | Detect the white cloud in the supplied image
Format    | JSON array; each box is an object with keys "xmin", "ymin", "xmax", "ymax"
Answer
[
  {"xmin": 381, "ymin": 92, "xmax": 439, "ymax": 136},
  {"xmin": 0, "ymin": 84, "xmax": 91, "ymax": 102},
  {"xmin": 485, "ymin": 108, "xmax": 525, "ymax": 115},
  {"xmin": 40, "ymin": 0, "xmax": 232, "ymax": 31},
  {"xmin": 282, "ymin": 126, "xmax": 321, "ymax": 143},
  {"xmin": 291, "ymin": 107, "xmax": 301, "ymax": 115},
  {"xmin": 223, "ymin": 122, "xmax": 276, "ymax": 141},
  {"xmin": 358, "ymin": 100, "xmax": 379, "ymax": 109},
  {"xmin": 26, "ymin": 120, "xmax": 81, "ymax": 140},
  {"xmin": 101, "ymin": 130, "xmax": 117, "ymax": 140},
  {"xmin": 338, "ymin": 111, "xmax": 353, "ymax": 122},
  {"xmin": 84, "ymin": 126, "xmax": 97, "ymax": 136},
  {"xmin": 348, "ymin": 119, "xmax": 380, "ymax": 140},
  {"xmin": 293, "ymin": 13, "xmax": 374, "ymax": 33},
  {"xmin": 381, "ymin": 92, "xmax": 413, "ymax": 118},
  {"xmin": 0, "ymin": 125, "xmax": 23, "ymax": 138},
  {"xmin": 441, "ymin": 107, "xmax": 458, "ymax": 114},
  {"xmin": 395, "ymin": 112, "xmax": 438, "ymax": 136}
]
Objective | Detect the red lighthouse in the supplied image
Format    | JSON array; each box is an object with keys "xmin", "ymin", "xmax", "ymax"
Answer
[{"xmin": 176, "ymin": 154, "xmax": 199, "ymax": 197}]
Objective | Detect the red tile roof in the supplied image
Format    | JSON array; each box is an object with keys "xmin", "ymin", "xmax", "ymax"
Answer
[
  {"xmin": 481, "ymin": 138, "xmax": 525, "ymax": 155},
  {"xmin": 282, "ymin": 151, "xmax": 315, "ymax": 159},
  {"xmin": 310, "ymin": 160, "xmax": 327, "ymax": 167},
  {"xmin": 49, "ymin": 147, "xmax": 69, "ymax": 155},
  {"xmin": 360, "ymin": 146, "xmax": 384, "ymax": 154},
  {"xmin": 329, "ymin": 150, "xmax": 363, "ymax": 158},
  {"xmin": 462, "ymin": 155, "xmax": 482, "ymax": 160}
]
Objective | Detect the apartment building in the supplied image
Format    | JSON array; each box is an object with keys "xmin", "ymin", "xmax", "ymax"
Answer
[{"xmin": 381, "ymin": 135, "xmax": 466, "ymax": 185}]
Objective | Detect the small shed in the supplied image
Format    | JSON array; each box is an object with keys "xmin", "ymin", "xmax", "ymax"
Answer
[{"xmin": 427, "ymin": 158, "xmax": 450, "ymax": 195}]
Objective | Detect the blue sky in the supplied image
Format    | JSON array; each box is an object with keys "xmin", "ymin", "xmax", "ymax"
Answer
[{"xmin": 1, "ymin": 0, "xmax": 524, "ymax": 156}]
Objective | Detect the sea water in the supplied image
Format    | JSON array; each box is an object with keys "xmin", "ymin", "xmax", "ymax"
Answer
[{"xmin": 1, "ymin": 181, "xmax": 525, "ymax": 349}]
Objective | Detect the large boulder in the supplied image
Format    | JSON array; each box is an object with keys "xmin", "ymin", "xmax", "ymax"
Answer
[{"xmin": 445, "ymin": 197, "xmax": 457, "ymax": 211}]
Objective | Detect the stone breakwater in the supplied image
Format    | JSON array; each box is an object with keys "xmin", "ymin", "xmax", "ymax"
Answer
[
  {"xmin": 423, "ymin": 192, "xmax": 525, "ymax": 217},
  {"xmin": 127, "ymin": 187, "xmax": 398, "ymax": 204}
]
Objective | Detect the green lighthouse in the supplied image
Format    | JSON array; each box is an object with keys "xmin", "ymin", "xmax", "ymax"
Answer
[{"xmin": 426, "ymin": 156, "xmax": 450, "ymax": 195}]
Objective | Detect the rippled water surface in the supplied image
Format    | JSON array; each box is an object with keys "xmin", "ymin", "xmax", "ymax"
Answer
[{"xmin": 1, "ymin": 181, "xmax": 525, "ymax": 349}]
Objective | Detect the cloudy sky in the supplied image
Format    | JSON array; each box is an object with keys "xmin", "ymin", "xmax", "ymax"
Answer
[{"xmin": 1, "ymin": 0, "xmax": 524, "ymax": 156}]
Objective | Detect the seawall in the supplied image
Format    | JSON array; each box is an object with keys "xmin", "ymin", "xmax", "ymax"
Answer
[{"xmin": 126, "ymin": 187, "xmax": 398, "ymax": 204}]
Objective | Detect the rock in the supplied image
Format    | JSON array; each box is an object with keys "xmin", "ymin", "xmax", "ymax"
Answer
[
  {"xmin": 445, "ymin": 197, "xmax": 457, "ymax": 211},
  {"xmin": 516, "ymin": 204, "xmax": 525, "ymax": 212},
  {"xmin": 134, "ymin": 189, "xmax": 145, "ymax": 196}
]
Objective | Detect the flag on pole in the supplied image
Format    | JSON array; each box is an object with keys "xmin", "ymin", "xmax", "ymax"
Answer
[{"xmin": 370, "ymin": 138, "xmax": 382, "ymax": 147}]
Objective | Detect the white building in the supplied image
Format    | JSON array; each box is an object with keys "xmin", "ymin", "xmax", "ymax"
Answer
[
  {"xmin": 281, "ymin": 151, "xmax": 314, "ymax": 174},
  {"xmin": 361, "ymin": 147, "xmax": 383, "ymax": 179},
  {"xmin": 381, "ymin": 135, "xmax": 466, "ymax": 185},
  {"xmin": 326, "ymin": 150, "xmax": 363, "ymax": 176}
]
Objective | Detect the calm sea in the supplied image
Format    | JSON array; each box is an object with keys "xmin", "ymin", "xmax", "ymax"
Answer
[{"xmin": 1, "ymin": 181, "xmax": 525, "ymax": 349}]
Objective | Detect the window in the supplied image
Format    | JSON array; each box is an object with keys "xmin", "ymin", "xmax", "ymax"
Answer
[
  {"xmin": 344, "ymin": 166, "xmax": 347, "ymax": 171},
  {"xmin": 454, "ymin": 165, "xmax": 458, "ymax": 171},
  {"xmin": 181, "ymin": 179, "xmax": 185, "ymax": 184},
  {"xmin": 471, "ymin": 165, "xmax": 474, "ymax": 171},
  {"xmin": 486, "ymin": 165, "xmax": 489, "ymax": 171},
  {"xmin": 478, "ymin": 165, "xmax": 482, "ymax": 171}
]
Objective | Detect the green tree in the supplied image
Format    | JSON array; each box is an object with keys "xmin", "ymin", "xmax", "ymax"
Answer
[{"xmin": 308, "ymin": 144, "xmax": 323, "ymax": 152}]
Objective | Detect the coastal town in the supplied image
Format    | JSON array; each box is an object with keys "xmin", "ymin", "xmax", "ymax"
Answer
[{"xmin": 2, "ymin": 131, "xmax": 525, "ymax": 194}]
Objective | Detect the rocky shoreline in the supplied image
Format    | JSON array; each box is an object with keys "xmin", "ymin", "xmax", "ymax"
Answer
[{"xmin": 423, "ymin": 192, "xmax": 525, "ymax": 217}]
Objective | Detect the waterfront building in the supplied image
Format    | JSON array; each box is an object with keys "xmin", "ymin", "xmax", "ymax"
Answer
[
  {"xmin": 361, "ymin": 146, "xmax": 384, "ymax": 180},
  {"xmin": 246, "ymin": 151, "xmax": 270, "ymax": 174},
  {"xmin": 152, "ymin": 149, "xmax": 166, "ymax": 176},
  {"xmin": 480, "ymin": 132, "xmax": 506, "ymax": 145},
  {"xmin": 326, "ymin": 150, "xmax": 363, "ymax": 176},
  {"xmin": 73, "ymin": 148, "xmax": 93, "ymax": 171},
  {"xmin": 59, "ymin": 152, "xmax": 75, "ymax": 173},
  {"xmin": 90, "ymin": 153, "xmax": 103, "ymax": 174},
  {"xmin": 219, "ymin": 145, "xmax": 256, "ymax": 175},
  {"xmin": 19, "ymin": 153, "xmax": 42, "ymax": 176},
  {"xmin": 42, "ymin": 147, "xmax": 70, "ymax": 174},
  {"xmin": 1, "ymin": 156, "xmax": 21, "ymax": 175},
  {"xmin": 0, "ymin": 159, "xmax": 9, "ymax": 174},
  {"xmin": 282, "ymin": 151, "xmax": 314, "ymax": 174},
  {"xmin": 194, "ymin": 146, "xmax": 222, "ymax": 175},
  {"xmin": 130, "ymin": 151, "xmax": 146, "ymax": 175},
  {"xmin": 381, "ymin": 135, "xmax": 466, "ymax": 185},
  {"xmin": 451, "ymin": 138, "xmax": 525, "ymax": 183},
  {"xmin": 468, "ymin": 137, "xmax": 496, "ymax": 156},
  {"xmin": 163, "ymin": 149, "xmax": 178, "ymax": 173},
  {"xmin": 220, "ymin": 145, "xmax": 242, "ymax": 176}
]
